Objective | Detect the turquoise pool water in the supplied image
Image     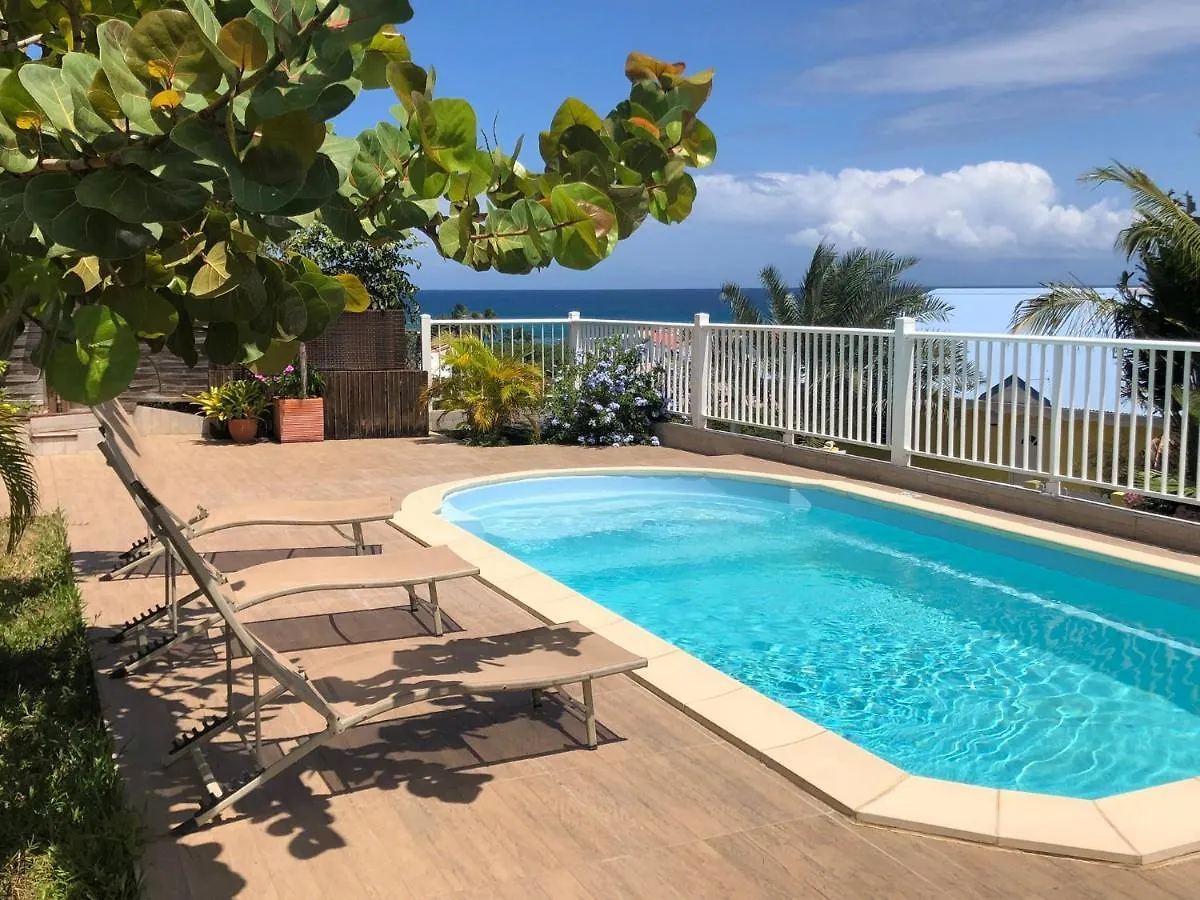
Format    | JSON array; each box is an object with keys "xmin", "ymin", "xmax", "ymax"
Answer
[{"xmin": 441, "ymin": 473, "xmax": 1200, "ymax": 799}]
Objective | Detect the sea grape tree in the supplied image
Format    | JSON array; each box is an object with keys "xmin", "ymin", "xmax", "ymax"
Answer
[{"xmin": 0, "ymin": 2, "xmax": 716, "ymax": 403}]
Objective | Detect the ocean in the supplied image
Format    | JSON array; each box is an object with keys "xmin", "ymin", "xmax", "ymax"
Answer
[{"xmin": 416, "ymin": 287, "xmax": 1061, "ymax": 334}]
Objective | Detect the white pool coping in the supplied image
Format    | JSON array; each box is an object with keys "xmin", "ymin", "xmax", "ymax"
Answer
[{"xmin": 392, "ymin": 466, "xmax": 1200, "ymax": 867}]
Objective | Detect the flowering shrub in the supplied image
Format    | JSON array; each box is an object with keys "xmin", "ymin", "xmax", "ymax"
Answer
[
  {"xmin": 252, "ymin": 365, "xmax": 326, "ymax": 400},
  {"xmin": 542, "ymin": 339, "xmax": 669, "ymax": 447}
]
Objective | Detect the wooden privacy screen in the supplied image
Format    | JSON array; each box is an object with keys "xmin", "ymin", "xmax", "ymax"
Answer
[{"xmin": 322, "ymin": 370, "xmax": 428, "ymax": 439}]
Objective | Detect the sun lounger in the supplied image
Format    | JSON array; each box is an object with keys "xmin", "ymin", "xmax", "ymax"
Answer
[
  {"xmin": 94, "ymin": 400, "xmax": 396, "ymax": 647},
  {"xmin": 93, "ymin": 400, "xmax": 394, "ymax": 583},
  {"xmin": 128, "ymin": 477, "xmax": 647, "ymax": 834},
  {"xmin": 97, "ymin": 439, "xmax": 477, "ymax": 680}
]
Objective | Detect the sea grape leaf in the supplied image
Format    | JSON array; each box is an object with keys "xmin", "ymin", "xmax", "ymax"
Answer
[{"xmin": 46, "ymin": 304, "xmax": 140, "ymax": 404}]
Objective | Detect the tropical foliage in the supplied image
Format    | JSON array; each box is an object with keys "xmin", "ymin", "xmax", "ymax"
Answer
[
  {"xmin": 543, "ymin": 338, "xmax": 668, "ymax": 447},
  {"xmin": 423, "ymin": 336, "xmax": 542, "ymax": 443},
  {"xmin": 190, "ymin": 378, "xmax": 269, "ymax": 422},
  {"xmin": 0, "ymin": 2, "xmax": 718, "ymax": 406},
  {"xmin": 720, "ymin": 242, "xmax": 951, "ymax": 328},
  {"xmin": 0, "ymin": 362, "xmax": 36, "ymax": 551},
  {"xmin": 284, "ymin": 224, "xmax": 420, "ymax": 318},
  {"xmin": 1011, "ymin": 170, "xmax": 1200, "ymax": 511}
]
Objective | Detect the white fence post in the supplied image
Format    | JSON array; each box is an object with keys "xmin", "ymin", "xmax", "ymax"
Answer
[
  {"xmin": 888, "ymin": 317, "xmax": 916, "ymax": 466},
  {"xmin": 567, "ymin": 310, "xmax": 582, "ymax": 360},
  {"xmin": 419, "ymin": 314, "xmax": 433, "ymax": 384},
  {"xmin": 1046, "ymin": 343, "xmax": 1065, "ymax": 495},
  {"xmin": 689, "ymin": 312, "xmax": 711, "ymax": 429}
]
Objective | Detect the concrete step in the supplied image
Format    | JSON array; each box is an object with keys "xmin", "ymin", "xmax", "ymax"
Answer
[{"xmin": 29, "ymin": 410, "xmax": 99, "ymax": 434}]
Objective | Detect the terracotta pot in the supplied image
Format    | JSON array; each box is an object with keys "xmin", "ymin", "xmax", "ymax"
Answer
[
  {"xmin": 227, "ymin": 417, "xmax": 260, "ymax": 443},
  {"xmin": 274, "ymin": 397, "xmax": 325, "ymax": 443}
]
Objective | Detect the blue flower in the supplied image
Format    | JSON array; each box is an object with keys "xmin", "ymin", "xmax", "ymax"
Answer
[
  {"xmin": 633, "ymin": 396, "xmax": 648, "ymax": 407},
  {"xmin": 607, "ymin": 402, "xmax": 619, "ymax": 411},
  {"xmin": 577, "ymin": 436, "xmax": 586, "ymax": 444},
  {"xmin": 650, "ymin": 436, "xmax": 661, "ymax": 447},
  {"xmin": 593, "ymin": 402, "xmax": 604, "ymax": 412}
]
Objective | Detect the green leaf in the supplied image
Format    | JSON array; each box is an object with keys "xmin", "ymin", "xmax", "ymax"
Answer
[
  {"xmin": 50, "ymin": 204, "xmax": 157, "ymax": 260},
  {"xmin": 358, "ymin": 29, "xmax": 410, "ymax": 90},
  {"xmin": 273, "ymin": 283, "xmax": 308, "ymax": 339},
  {"xmin": 47, "ymin": 305, "xmax": 140, "ymax": 404},
  {"xmin": 334, "ymin": 273, "xmax": 371, "ymax": 312},
  {"xmin": 76, "ymin": 167, "xmax": 211, "ymax": 224},
  {"xmin": 99, "ymin": 285, "xmax": 179, "ymax": 338},
  {"xmin": 0, "ymin": 112, "xmax": 36, "ymax": 174},
  {"xmin": 508, "ymin": 198, "xmax": 555, "ymax": 267},
  {"xmin": 190, "ymin": 241, "xmax": 238, "ymax": 297},
  {"xmin": 61, "ymin": 54, "xmax": 113, "ymax": 139},
  {"xmin": 22, "ymin": 60, "xmax": 81, "ymax": 134},
  {"xmin": 217, "ymin": 19, "xmax": 269, "ymax": 70},
  {"xmin": 549, "ymin": 182, "xmax": 618, "ymax": 270},
  {"xmin": 270, "ymin": 155, "xmax": 341, "ymax": 215},
  {"xmin": 0, "ymin": 69, "xmax": 43, "ymax": 131},
  {"xmin": 166, "ymin": 306, "xmax": 198, "ymax": 367},
  {"xmin": 97, "ymin": 21, "xmax": 159, "ymax": 134},
  {"xmin": 406, "ymin": 154, "xmax": 447, "ymax": 199},
  {"xmin": 607, "ymin": 185, "xmax": 650, "ymax": 239},
  {"xmin": 412, "ymin": 96, "xmax": 476, "ymax": 172},
  {"xmin": 23, "ymin": 172, "xmax": 78, "ymax": 229},
  {"xmin": 125, "ymin": 10, "xmax": 224, "ymax": 94},
  {"xmin": 385, "ymin": 60, "xmax": 427, "ymax": 111},
  {"xmin": 295, "ymin": 269, "xmax": 345, "ymax": 340},
  {"xmin": 648, "ymin": 170, "xmax": 696, "ymax": 224},
  {"xmin": 160, "ymin": 233, "xmax": 205, "ymax": 268},
  {"xmin": 679, "ymin": 118, "xmax": 716, "ymax": 168},
  {"xmin": 251, "ymin": 339, "xmax": 301, "ymax": 374},
  {"xmin": 550, "ymin": 98, "xmax": 602, "ymax": 139},
  {"xmin": 203, "ymin": 321, "xmax": 240, "ymax": 364}
]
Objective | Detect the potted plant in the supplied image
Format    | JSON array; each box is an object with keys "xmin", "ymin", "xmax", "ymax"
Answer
[
  {"xmin": 190, "ymin": 380, "xmax": 269, "ymax": 443},
  {"xmin": 264, "ymin": 359, "xmax": 327, "ymax": 443}
]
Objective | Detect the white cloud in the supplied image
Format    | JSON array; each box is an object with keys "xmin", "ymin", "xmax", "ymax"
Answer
[
  {"xmin": 804, "ymin": 0, "xmax": 1200, "ymax": 94},
  {"xmin": 694, "ymin": 162, "xmax": 1129, "ymax": 258}
]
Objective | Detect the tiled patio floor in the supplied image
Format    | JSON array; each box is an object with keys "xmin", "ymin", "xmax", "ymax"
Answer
[{"xmin": 38, "ymin": 434, "xmax": 1200, "ymax": 899}]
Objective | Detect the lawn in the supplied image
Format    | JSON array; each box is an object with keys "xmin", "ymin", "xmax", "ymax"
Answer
[{"xmin": 0, "ymin": 514, "xmax": 142, "ymax": 899}]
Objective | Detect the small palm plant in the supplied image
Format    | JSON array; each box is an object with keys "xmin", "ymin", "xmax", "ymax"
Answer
[
  {"xmin": 0, "ymin": 361, "xmax": 38, "ymax": 551},
  {"xmin": 423, "ymin": 336, "xmax": 544, "ymax": 444}
]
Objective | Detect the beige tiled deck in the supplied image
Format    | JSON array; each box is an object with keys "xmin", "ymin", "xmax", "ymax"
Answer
[{"xmin": 39, "ymin": 434, "xmax": 1200, "ymax": 899}]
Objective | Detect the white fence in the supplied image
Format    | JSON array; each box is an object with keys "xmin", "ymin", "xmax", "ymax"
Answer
[{"xmin": 421, "ymin": 312, "xmax": 1200, "ymax": 507}]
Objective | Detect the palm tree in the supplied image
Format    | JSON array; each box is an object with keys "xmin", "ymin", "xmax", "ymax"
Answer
[
  {"xmin": 422, "ymin": 336, "xmax": 543, "ymax": 444},
  {"xmin": 719, "ymin": 242, "xmax": 952, "ymax": 328},
  {"xmin": 0, "ymin": 361, "xmax": 38, "ymax": 551},
  {"xmin": 1011, "ymin": 176, "xmax": 1200, "ymax": 504},
  {"xmin": 719, "ymin": 244, "xmax": 971, "ymax": 444}
]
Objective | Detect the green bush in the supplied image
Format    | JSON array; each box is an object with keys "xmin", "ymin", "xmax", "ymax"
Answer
[
  {"xmin": 542, "ymin": 338, "xmax": 669, "ymax": 447},
  {"xmin": 0, "ymin": 515, "xmax": 142, "ymax": 899}
]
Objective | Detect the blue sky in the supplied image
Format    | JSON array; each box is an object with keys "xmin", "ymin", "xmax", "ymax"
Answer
[{"xmin": 337, "ymin": 0, "xmax": 1200, "ymax": 292}]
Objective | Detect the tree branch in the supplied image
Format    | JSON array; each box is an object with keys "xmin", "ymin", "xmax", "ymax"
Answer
[{"xmin": 0, "ymin": 33, "xmax": 42, "ymax": 51}]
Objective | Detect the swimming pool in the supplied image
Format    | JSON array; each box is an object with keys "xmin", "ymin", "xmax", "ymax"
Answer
[{"xmin": 440, "ymin": 473, "xmax": 1200, "ymax": 799}]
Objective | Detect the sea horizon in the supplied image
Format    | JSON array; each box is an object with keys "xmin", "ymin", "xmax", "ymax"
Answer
[{"xmin": 416, "ymin": 286, "xmax": 1100, "ymax": 335}]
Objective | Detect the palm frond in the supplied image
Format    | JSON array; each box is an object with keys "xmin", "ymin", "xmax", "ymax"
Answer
[
  {"xmin": 1084, "ymin": 164, "xmax": 1200, "ymax": 273},
  {"xmin": 798, "ymin": 241, "xmax": 838, "ymax": 325},
  {"xmin": 1009, "ymin": 283, "xmax": 1123, "ymax": 336},
  {"xmin": 758, "ymin": 265, "xmax": 800, "ymax": 325},
  {"xmin": 0, "ymin": 378, "xmax": 37, "ymax": 552},
  {"xmin": 719, "ymin": 281, "xmax": 763, "ymax": 325}
]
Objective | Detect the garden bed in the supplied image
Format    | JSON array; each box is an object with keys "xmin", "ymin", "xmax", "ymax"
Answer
[{"xmin": 0, "ymin": 515, "xmax": 142, "ymax": 899}]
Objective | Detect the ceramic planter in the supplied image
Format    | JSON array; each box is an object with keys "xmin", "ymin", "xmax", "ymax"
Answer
[
  {"xmin": 228, "ymin": 418, "xmax": 260, "ymax": 443},
  {"xmin": 274, "ymin": 397, "xmax": 325, "ymax": 443}
]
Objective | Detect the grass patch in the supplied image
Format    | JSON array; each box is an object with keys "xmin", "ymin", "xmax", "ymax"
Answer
[{"xmin": 0, "ymin": 514, "xmax": 142, "ymax": 900}]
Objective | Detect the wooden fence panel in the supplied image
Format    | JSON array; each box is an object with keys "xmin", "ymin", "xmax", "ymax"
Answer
[{"xmin": 323, "ymin": 370, "xmax": 428, "ymax": 439}]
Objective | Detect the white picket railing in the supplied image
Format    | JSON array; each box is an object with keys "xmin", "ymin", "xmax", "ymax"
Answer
[{"xmin": 420, "ymin": 311, "xmax": 1200, "ymax": 508}]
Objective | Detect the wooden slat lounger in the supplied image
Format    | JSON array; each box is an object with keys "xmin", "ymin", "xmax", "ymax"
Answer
[
  {"xmin": 129, "ymin": 478, "xmax": 647, "ymax": 834},
  {"xmin": 97, "ymin": 436, "xmax": 476, "ymax": 678}
]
